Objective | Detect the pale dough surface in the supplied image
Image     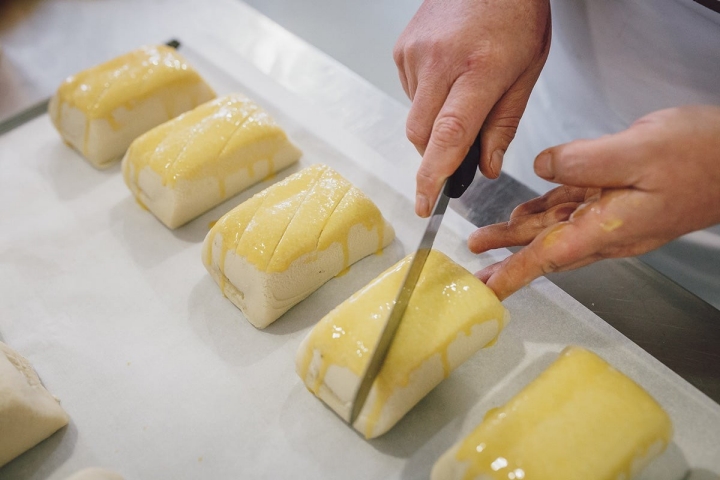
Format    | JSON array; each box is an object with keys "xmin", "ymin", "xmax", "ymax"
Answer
[{"xmin": 0, "ymin": 342, "xmax": 69, "ymax": 468}]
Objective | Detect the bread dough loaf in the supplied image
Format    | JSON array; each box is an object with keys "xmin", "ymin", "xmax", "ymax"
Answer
[
  {"xmin": 49, "ymin": 45, "xmax": 215, "ymax": 168},
  {"xmin": 122, "ymin": 94, "xmax": 302, "ymax": 229},
  {"xmin": 0, "ymin": 342, "xmax": 69, "ymax": 467},
  {"xmin": 202, "ymin": 163, "xmax": 395, "ymax": 329},
  {"xmin": 65, "ymin": 468, "xmax": 124, "ymax": 480},
  {"xmin": 431, "ymin": 346, "xmax": 673, "ymax": 480},
  {"xmin": 296, "ymin": 250, "xmax": 509, "ymax": 439}
]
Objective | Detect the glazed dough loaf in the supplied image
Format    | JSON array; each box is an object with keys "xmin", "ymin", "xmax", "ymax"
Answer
[
  {"xmin": 0, "ymin": 342, "xmax": 69, "ymax": 467},
  {"xmin": 122, "ymin": 94, "xmax": 302, "ymax": 229},
  {"xmin": 202, "ymin": 163, "xmax": 395, "ymax": 329},
  {"xmin": 431, "ymin": 347, "xmax": 673, "ymax": 480},
  {"xmin": 49, "ymin": 44, "xmax": 215, "ymax": 168},
  {"xmin": 296, "ymin": 250, "xmax": 509, "ymax": 439}
]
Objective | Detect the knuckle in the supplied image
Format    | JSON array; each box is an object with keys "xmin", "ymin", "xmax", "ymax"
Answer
[
  {"xmin": 424, "ymin": 41, "xmax": 450, "ymax": 66},
  {"xmin": 489, "ymin": 115, "xmax": 522, "ymax": 131},
  {"xmin": 510, "ymin": 203, "xmax": 530, "ymax": 219},
  {"xmin": 541, "ymin": 209, "xmax": 559, "ymax": 227},
  {"xmin": 404, "ymin": 37, "xmax": 432, "ymax": 64},
  {"xmin": 541, "ymin": 259, "xmax": 560, "ymax": 275},
  {"xmin": 406, "ymin": 118, "xmax": 430, "ymax": 147},
  {"xmin": 406, "ymin": 127, "xmax": 427, "ymax": 147},
  {"xmin": 547, "ymin": 205, "xmax": 575, "ymax": 225},
  {"xmin": 487, "ymin": 120, "xmax": 520, "ymax": 147},
  {"xmin": 392, "ymin": 44, "xmax": 404, "ymax": 66},
  {"xmin": 416, "ymin": 164, "xmax": 434, "ymax": 182},
  {"xmin": 431, "ymin": 114, "xmax": 470, "ymax": 149},
  {"xmin": 461, "ymin": 41, "xmax": 495, "ymax": 73},
  {"xmin": 400, "ymin": 37, "xmax": 469, "ymax": 86},
  {"xmin": 506, "ymin": 216, "xmax": 526, "ymax": 231},
  {"xmin": 415, "ymin": 166, "xmax": 437, "ymax": 188}
]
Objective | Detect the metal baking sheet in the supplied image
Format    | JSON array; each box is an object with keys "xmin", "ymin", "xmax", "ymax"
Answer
[{"xmin": 1, "ymin": 42, "xmax": 718, "ymax": 479}]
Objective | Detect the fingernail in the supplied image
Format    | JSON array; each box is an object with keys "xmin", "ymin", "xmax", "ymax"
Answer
[
  {"xmin": 490, "ymin": 149, "xmax": 505, "ymax": 177},
  {"xmin": 535, "ymin": 151, "xmax": 553, "ymax": 179},
  {"xmin": 416, "ymin": 194, "xmax": 429, "ymax": 217}
]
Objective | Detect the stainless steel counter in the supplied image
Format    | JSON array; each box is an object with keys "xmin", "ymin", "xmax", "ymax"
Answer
[{"xmin": 1, "ymin": 0, "xmax": 718, "ymax": 409}]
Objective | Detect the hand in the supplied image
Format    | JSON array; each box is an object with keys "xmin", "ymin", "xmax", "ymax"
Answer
[
  {"xmin": 468, "ymin": 105, "xmax": 720, "ymax": 300},
  {"xmin": 394, "ymin": 0, "xmax": 551, "ymax": 216}
]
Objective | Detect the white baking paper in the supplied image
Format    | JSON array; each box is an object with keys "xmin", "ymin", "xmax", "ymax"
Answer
[{"xmin": 0, "ymin": 44, "xmax": 718, "ymax": 480}]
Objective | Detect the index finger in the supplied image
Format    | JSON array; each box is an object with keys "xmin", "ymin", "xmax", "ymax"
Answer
[
  {"xmin": 415, "ymin": 74, "xmax": 501, "ymax": 216},
  {"xmin": 480, "ymin": 191, "xmax": 632, "ymax": 299},
  {"xmin": 481, "ymin": 222, "xmax": 602, "ymax": 299}
]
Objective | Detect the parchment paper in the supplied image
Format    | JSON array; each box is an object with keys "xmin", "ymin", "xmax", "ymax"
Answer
[{"xmin": 0, "ymin": 43, "xmax": 718, "ymax": 479}]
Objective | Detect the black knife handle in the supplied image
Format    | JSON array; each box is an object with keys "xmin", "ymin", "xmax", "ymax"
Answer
[{"xmin": 443, "ymin": 133, "xmax": 480, "ymax": 199}]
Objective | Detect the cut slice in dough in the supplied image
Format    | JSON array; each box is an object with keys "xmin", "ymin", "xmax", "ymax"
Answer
[
  {"xmin": 122, "ymin": 93, "xmax": 302, "ymax": 229},
  {"xmin": 431, "ymin": 346, "xmax": 673, "ymax": 480},
  {"xmin": 202, "ymin": 163, "xmax": 395, "ymax": 329},
  {"xmin": 296, "ymin": 250, "xmax": 509, "ymax": 439},
  {"xmin": 49, "ymin": 44, "xmax": 215, "ymax": 168},
  {"xmin": 0, "ymin": 342, "xmax": 69, "ymax": 467}
]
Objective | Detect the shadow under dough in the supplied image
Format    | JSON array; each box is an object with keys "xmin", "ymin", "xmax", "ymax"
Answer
[
  {"xmin": 0, "ymin": 422, "xmax": 78, "ymax": 480},
  {"xmin": 186, "ymin": 276, "xmax": 288, "ymax": 368},
  {"xmin": 40, "ymin": 136, "xmax": 122, "ymax": 202}
]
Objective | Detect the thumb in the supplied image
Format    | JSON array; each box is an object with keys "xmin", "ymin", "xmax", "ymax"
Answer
[{"xmin": 534, "ymin": 130, "xmax": 644, "ymax": 188}]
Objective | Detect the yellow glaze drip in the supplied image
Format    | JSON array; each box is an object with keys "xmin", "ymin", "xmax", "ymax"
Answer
[
  {"xmin": 207, "ymin": 194, "xmax": 265, "ymax": 283},
  {"xmin": 83, "ymin": 120, "xmax": 91, "ymax": 157},
  {"xmin": 542, "ymin": 223, "xmax": 568, "ymax": 248},
  {"xmin": 263, "ymin": 171, "xmax": 277, "ymax": 182},
  {"xmin": 134, "ymin": 197, "xmax": 148, "ymax": 211},
  {"xmin": 208, "ymin": 164, "xmax": 388, "ymax": 274},
  {"xmin": 600, "ymin": 218, "xmax": 623, "ymax": 232},
  {"xmin": 298, "ymin": 250, "xmax": 506, "ymax": 438},
  {"xmin": 53, "ymin": 45, "xmax": 210, "ymax": 125},
  {"xmin": 454, "ymin": 347, "xmax": 672, "ymax": 480},
  {"xmin": 123, "ymin": 94, "xmax": 288, "ymax": 198}
]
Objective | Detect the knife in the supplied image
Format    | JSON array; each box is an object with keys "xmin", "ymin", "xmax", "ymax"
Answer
[{"xmin": 348, "ymin": 133, "xmax": 481, "ymax": 426}]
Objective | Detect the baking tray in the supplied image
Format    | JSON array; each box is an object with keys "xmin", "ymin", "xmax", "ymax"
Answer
[{"xmin": 0, "ymin": 41, "xmax": 718, "ymax": 479}]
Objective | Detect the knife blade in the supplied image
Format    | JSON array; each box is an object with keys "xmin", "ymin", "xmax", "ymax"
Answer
[{"xmin": 348, "ymin": 133, "xmax": 481, "ymax": 426}]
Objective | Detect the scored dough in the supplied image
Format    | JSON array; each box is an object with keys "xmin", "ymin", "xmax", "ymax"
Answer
[
  {"xmin": 49, "ymin": 44, "xmax": 215, "ymax": 168},
  {"xmin": 203, "ymin": 163, "xmax": 395, "ymax": 328},
  {"xmin": 122, "ymin": 93, "xmax": 302, "ymax": 229},
  {"xmin": 296, "ymin": 250, "xmax": 509, "ymax": 438}
]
